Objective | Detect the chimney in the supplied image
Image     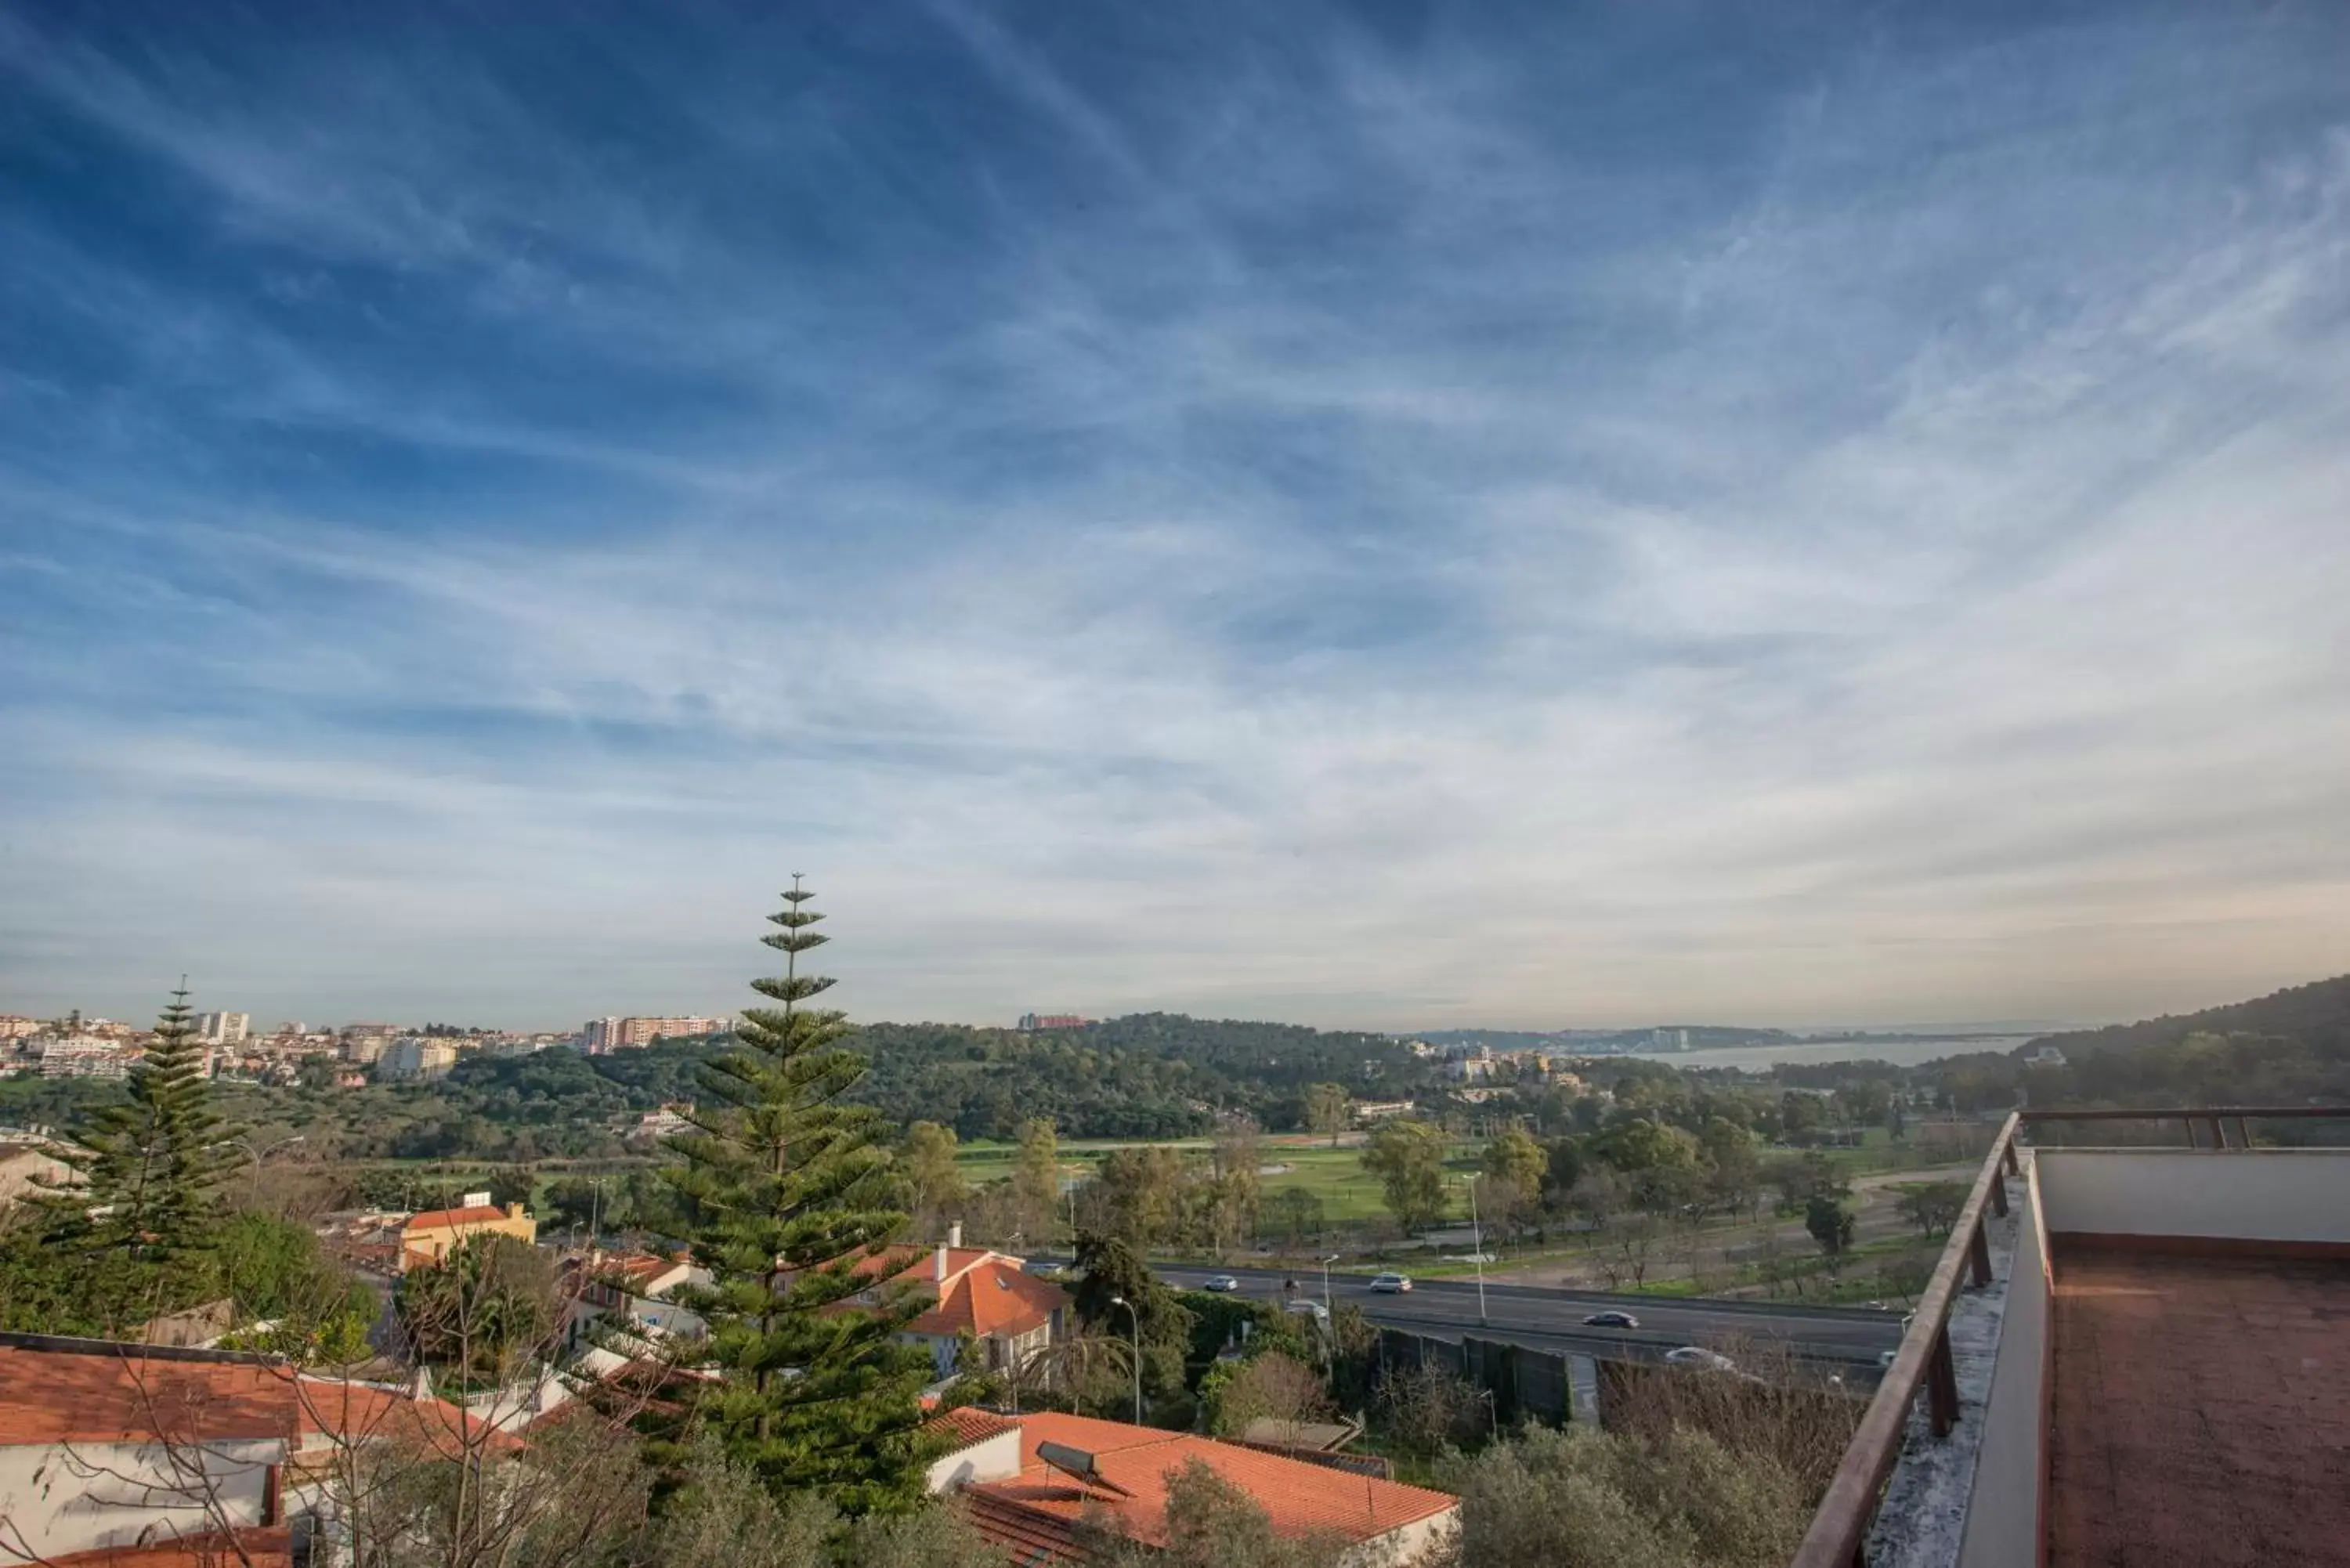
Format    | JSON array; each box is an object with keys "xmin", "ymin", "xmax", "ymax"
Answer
[
  {"xmin": 508, "ymin": 1202, "xmax": 525, "ymax": 1221},
  {"xmin": 949, "ymin": 1221, "xmax": 963, "ymax": 1250},
  {"xmin": 935, "ymin": 1242, "xmax": 949, "ymax": 1283}
]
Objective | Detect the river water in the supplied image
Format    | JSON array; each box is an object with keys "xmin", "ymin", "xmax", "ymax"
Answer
[{"xmin": 1622, "ymin": 1035, "xmax": 2034, "ymax": 1072}]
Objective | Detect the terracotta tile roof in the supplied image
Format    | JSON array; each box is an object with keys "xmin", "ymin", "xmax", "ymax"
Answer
[
  {"xmin": 292, "ymin": 1374, "xmax": 525, "ymax": 1458},
  {"xmin": 926, "ymin": 1406, "xmax": 1021, "ymax": 1447},
  {"xmin": 0, "ymin": 1342, "xmax": 297, "ymax": 1445},
  {"xmin": 961, "ymin": 1411, "xmax": 1455, "ymax": 1559},
  {"xmin": 912, "ymin": 1259, "xmax": 1065, "ymax": 1339},
  {"xmin": 963, "ymin": 1488, "xmax": 1082, "ymax": 1564},
  {"xmin": 580, "ymin": 1251, "xmax": 694, "ymax": 1295},
  {"xmin": 401, "ymin": 1205, "xmax": 512, "ymax": 1233},
  {"xmin": 613, "ymin": 1252, "xmax": 685, "ymax": 1285},
  {"xmin": 45, "ymin": 1526, "xmax": 293, "ymax": 1566},
  {"xmin": 855, "ymin": 1245, "xmax": 1000, "ymax": 1282},
  {"xmin": 0, "ymin": 1335, "xmax": 517, "ymax": 1458}
]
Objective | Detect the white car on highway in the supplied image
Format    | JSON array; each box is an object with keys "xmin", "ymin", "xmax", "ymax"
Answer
[
  {"xmin": 1369, "ymin": 1273, "xmax": 1412, "ymax": 1293},
  {"xmin": 1665, "ymin": 1346, "xmax": 1737, "ymax": 1372},
  {"xmin": 1202, "ymin": 1275, "xmax": 1241, "ymax": 1292},
  {"xmin": 1283, "ymin": 1299, "xmax": 1329, "ymax": 1324}
]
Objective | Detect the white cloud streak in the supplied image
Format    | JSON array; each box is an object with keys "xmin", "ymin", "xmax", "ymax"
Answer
[{"xmin": 2, "ymin": 4, "xmax": 2347, "ymax": 1030}]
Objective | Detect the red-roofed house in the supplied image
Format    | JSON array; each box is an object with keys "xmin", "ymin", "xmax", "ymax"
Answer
[
  {"xmin": 841, "ymin": 1228, "xmax": 1069, "ymax": 1380},
  {"xmin": 560, "ymin": 1248, "xmax": 711, "ymax": 1354},
  {"xmin": 924, "ymin": 1409, "xmax": 1458, "ymax": 1564},
  {"xmin": 397, "ymin": 1194, "xmax": 537, "ymax": 1272},
  {"xmin": 0, "ymin": 1333, "xmax": 517, "ymax": 1563}
]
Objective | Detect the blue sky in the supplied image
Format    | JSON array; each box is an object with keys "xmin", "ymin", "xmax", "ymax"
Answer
[{"xmin": 3, "ymin": 1, "xmax": 2347, "ymax": 1031}]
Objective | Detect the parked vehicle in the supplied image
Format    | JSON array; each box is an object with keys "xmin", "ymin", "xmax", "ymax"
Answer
[
  {"xmin": 1369, "ymin": 1273, "xmax": 1412, "ymax": 1293},
  {"xmin": 1582, "ymin": 1310, "xmax": 1640, "ymax": 1328}
]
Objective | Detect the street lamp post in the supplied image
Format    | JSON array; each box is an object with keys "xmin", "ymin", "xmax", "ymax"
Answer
[
  {"xmin": 1462, "ymin": 1173, "xmax": 1489, "ymax": 1327},
  {"xmin": 231, "ymin": 1134, "xmax": 306, "ymax": 1204},
  {"xmin": 1319, "ymin": 1253, "xmax": 1340, "ymax": 1318},
  {"xmin": 1108, "ymin": 1295, "xmax": 1143, "ymax": 1425}
]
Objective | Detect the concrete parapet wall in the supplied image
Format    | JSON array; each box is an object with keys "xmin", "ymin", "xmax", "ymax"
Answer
[
  {"xmin": 1958, "ymin": 1152, "xmax": 2051, "ymax": 1568},
  {"xmin": 2037, "ymin": 1148, "xmax": 2350, "ymax": 1248}
]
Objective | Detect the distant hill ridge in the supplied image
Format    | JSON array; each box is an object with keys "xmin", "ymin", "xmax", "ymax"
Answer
[{"xmin": 2027, "ymin": 973, "xmax": 2350, "ymax": 1060}]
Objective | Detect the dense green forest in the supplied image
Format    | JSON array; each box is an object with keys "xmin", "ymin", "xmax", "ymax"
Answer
[
  {"xmin": 1, "ymin": 1014, "xmax": 1438, "ymax": 1160},
  {"xmin": 2004, "ymin": 973, "xmax": 2350, "ymax": 1111},
  {"xmin": 2025, "ymin": 974, "xmax": 2350, "ymax": 1062},
  {"xmin": 11, "ymin": 978, "xmax": 2344, "ymax": 1170},
  {"xmin": 855, "ymin": 1013, "xmax": 1425, "ymax": 1140},
  {"xmin": 428, "ymin": 1013, "xmax": 1435, "ymax": 1145}
]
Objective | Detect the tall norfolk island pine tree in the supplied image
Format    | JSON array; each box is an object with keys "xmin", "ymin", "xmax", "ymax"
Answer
[
  {"xmin": 663, "ymin": 879, "xmax": 938, "ymax": 1514},
  {"xmin": 45, "ymin": 980, "xmax": 238, "ymax": 1264}
]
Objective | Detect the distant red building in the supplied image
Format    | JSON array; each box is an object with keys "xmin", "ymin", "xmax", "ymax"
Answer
[{"xmin": 1017, "ymin": 1013, "xmax": 1093, "ymax": 1031}]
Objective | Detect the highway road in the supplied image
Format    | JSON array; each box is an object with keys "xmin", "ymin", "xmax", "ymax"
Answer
[{"xmin": 1044, "ymin": 1261, "xmax": 1906, "ymax": 1376}]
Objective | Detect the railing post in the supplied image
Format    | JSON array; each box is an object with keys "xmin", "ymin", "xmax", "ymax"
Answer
[
  {"xmin": 2002, "ymin": 1139, "xmax": 2021, "ymax": 1176},
  {"xmin": 2183, "ymin": 1117, "xmax": 2198, "ymax": 1149},
  {"xmin": 1990, "ymin": 1166, "xmax": 2008, "ymax": 1218},
  {"xmin": 2237, "ymin": 1115, "xmax": 2253, "ymax": 1147},
  {"xmin": 2210, "ymin": 1116, "xmax": 2229, "ymax": 1150},
  {"xmin": 1927, "ymin": 1325, "xmax": 1960, "ymax": 1436},
  {"xmin": 1967, "ymin": 1219, "xmax": 1993, "ymax": 1287}
]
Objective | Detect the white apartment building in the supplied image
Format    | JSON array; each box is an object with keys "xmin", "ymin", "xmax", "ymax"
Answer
[
  {"xmin": 37, "ymin": 1039, "xmax": 129, "ymax": 1078},
  {"xmin": 582, "ymin": 1015, "xmax": 728, "ymax": 1053},
  {"xmin": 378, "ymin": 1038, "xmax": 457, "ymax": 1081},
  {"xmin": 196, "ymin": 1010, "xmax": 251, "ymax": 1043}
]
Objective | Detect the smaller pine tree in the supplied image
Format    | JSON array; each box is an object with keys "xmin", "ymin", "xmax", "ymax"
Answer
[
  {"xmin": 44, "ymin": 981, "xmax": 240, "ymax": 1269},
  {"xmin": 662, "ymin": 879, "xmax": 938, "ymax": 1514}
]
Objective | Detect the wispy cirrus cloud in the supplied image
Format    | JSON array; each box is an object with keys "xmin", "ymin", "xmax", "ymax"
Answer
[{"xmin": 2, "ymin": 0, "xmax": 2346, "ymax": 1030}]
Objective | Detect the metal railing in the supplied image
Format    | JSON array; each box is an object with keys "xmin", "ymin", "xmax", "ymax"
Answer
[{"xmin": 1788, "ymin": 1105, "xmax": 2350, "ymax": 1568}]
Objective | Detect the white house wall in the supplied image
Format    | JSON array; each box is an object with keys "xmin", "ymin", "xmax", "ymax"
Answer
[
  {"xmin": 924, "ymin": 1428, "xmax": 1022, "ymax": 1494},
  {"xmin": 2035, "ymin": 1149, "xmax": 2350, "ymax": 1245},
  {"xmin": 0, "ymin": 1437, "xmax": 278, "ymax": 1559}
]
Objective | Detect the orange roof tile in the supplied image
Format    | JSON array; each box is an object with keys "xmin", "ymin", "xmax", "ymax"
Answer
[
  {"xmin": 962, "ymin": 1488, "xmax": 1082, "ymax": 1563},
  {"xmin": 927, "ymin": 1406, "xmax": 1021, "ymax": 1447},
  {"xmin": 0, "ymin": 1342, "xmax": 297, "ymax": 1445},
  {"xmin": 0, "ymin": 1335, "xmax": 516, "ymax": 1458},
  {"xmin": 855, "ymin": 1244, "xmax": 1000, "ymax": 1282},
  {"xmin": 292, "ymin": 1373, "xmax": 524, "ymax": 1458},
  {"xmin": 911, "ymin": 1259, "xmax": 1066, "ymax": 1339},
  {"xmin": 962, "ymin": 1411, "xmax": 1455, "ymax": 1557},
  {"xmin": 45, "ymin": 1526, "xmax": 293, "ymax": 1566},
  {"xmin": 402, "ymin": 1205, "xmax": 514, "ymax": 1234}
]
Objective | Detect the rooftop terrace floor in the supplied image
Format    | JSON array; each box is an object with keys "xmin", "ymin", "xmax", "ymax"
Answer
[{"xmin": 2047, "ymin": 1244, "xmax": 2350, "ymax": 1566}]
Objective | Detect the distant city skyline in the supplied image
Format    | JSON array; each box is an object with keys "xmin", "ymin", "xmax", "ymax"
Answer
[
  {"xmin": 4, "ymin": 2, "xmax": 2346, "ymax": 1028},
  {"xmin": 0, "ymin": 987, "xmax": 2189, "ymax": 1042}
]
